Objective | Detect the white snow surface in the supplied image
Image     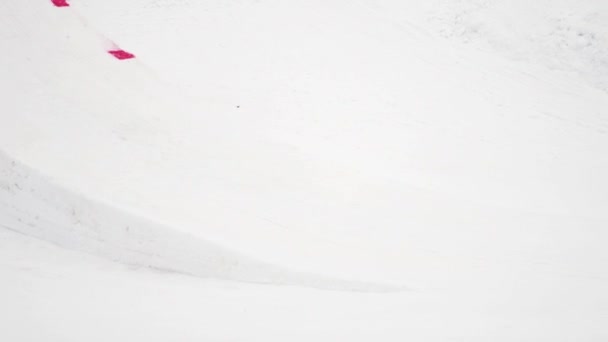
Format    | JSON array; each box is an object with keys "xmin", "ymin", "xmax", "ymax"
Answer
[{"xmin": 1, "ymin": 0, "xmax": 608, "ymax": 340}]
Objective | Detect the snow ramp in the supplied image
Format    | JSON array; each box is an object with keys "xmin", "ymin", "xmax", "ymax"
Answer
[{"xmin": 0, "ymin": 1, "xmax": 404, "ymax": 291}]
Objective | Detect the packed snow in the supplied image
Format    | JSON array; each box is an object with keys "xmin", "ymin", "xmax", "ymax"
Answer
[{"xmin": 1, "ymin": 0, "xmax": 607, "ymax": 340}]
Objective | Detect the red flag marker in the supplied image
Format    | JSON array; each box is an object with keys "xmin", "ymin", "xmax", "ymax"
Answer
[
  {"xmin": 51, "ymin": 0, "xmax": 70, "ymax": 7},
  {"xmin": 108, "ymin": 50, "xmax": 136, "ymax": 60}
]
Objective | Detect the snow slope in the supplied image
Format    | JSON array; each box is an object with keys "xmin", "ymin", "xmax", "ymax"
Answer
[{"xmin": 1, "ymin": 0, "xmax": 608, "ymax": 340}]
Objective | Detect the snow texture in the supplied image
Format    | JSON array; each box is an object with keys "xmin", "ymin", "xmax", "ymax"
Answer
[{"xmin": 1, "ymin": 0, "xmax": 608, "ymax": 340}]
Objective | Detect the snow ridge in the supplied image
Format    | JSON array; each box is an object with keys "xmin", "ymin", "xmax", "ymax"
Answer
[{"xmin": 0, "ymin": 151, "xmax": 404, "ymax": 292}]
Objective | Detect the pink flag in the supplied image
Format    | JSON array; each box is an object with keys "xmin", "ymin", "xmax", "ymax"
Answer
[
  {"xmin": 51, "ymin": 0, "xmax": 70, "ymax": 7},
  {"xmin": 108, "ymin": 50, "xmax": 136, "ymax": 60}
]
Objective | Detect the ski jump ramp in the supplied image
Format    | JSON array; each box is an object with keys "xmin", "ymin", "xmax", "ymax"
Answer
[
  {"xmin": 2, "ymin": 0, "xmax": 410, "ymax": 290},
  {"xmin": 2, "ymin": 0, "xmax": 608, "ymax": 293}
]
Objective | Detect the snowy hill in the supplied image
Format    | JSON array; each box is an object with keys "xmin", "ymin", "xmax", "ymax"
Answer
[{"xmin": 1, "ymin": 0, "xmax": 607, "ymax": 340}]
